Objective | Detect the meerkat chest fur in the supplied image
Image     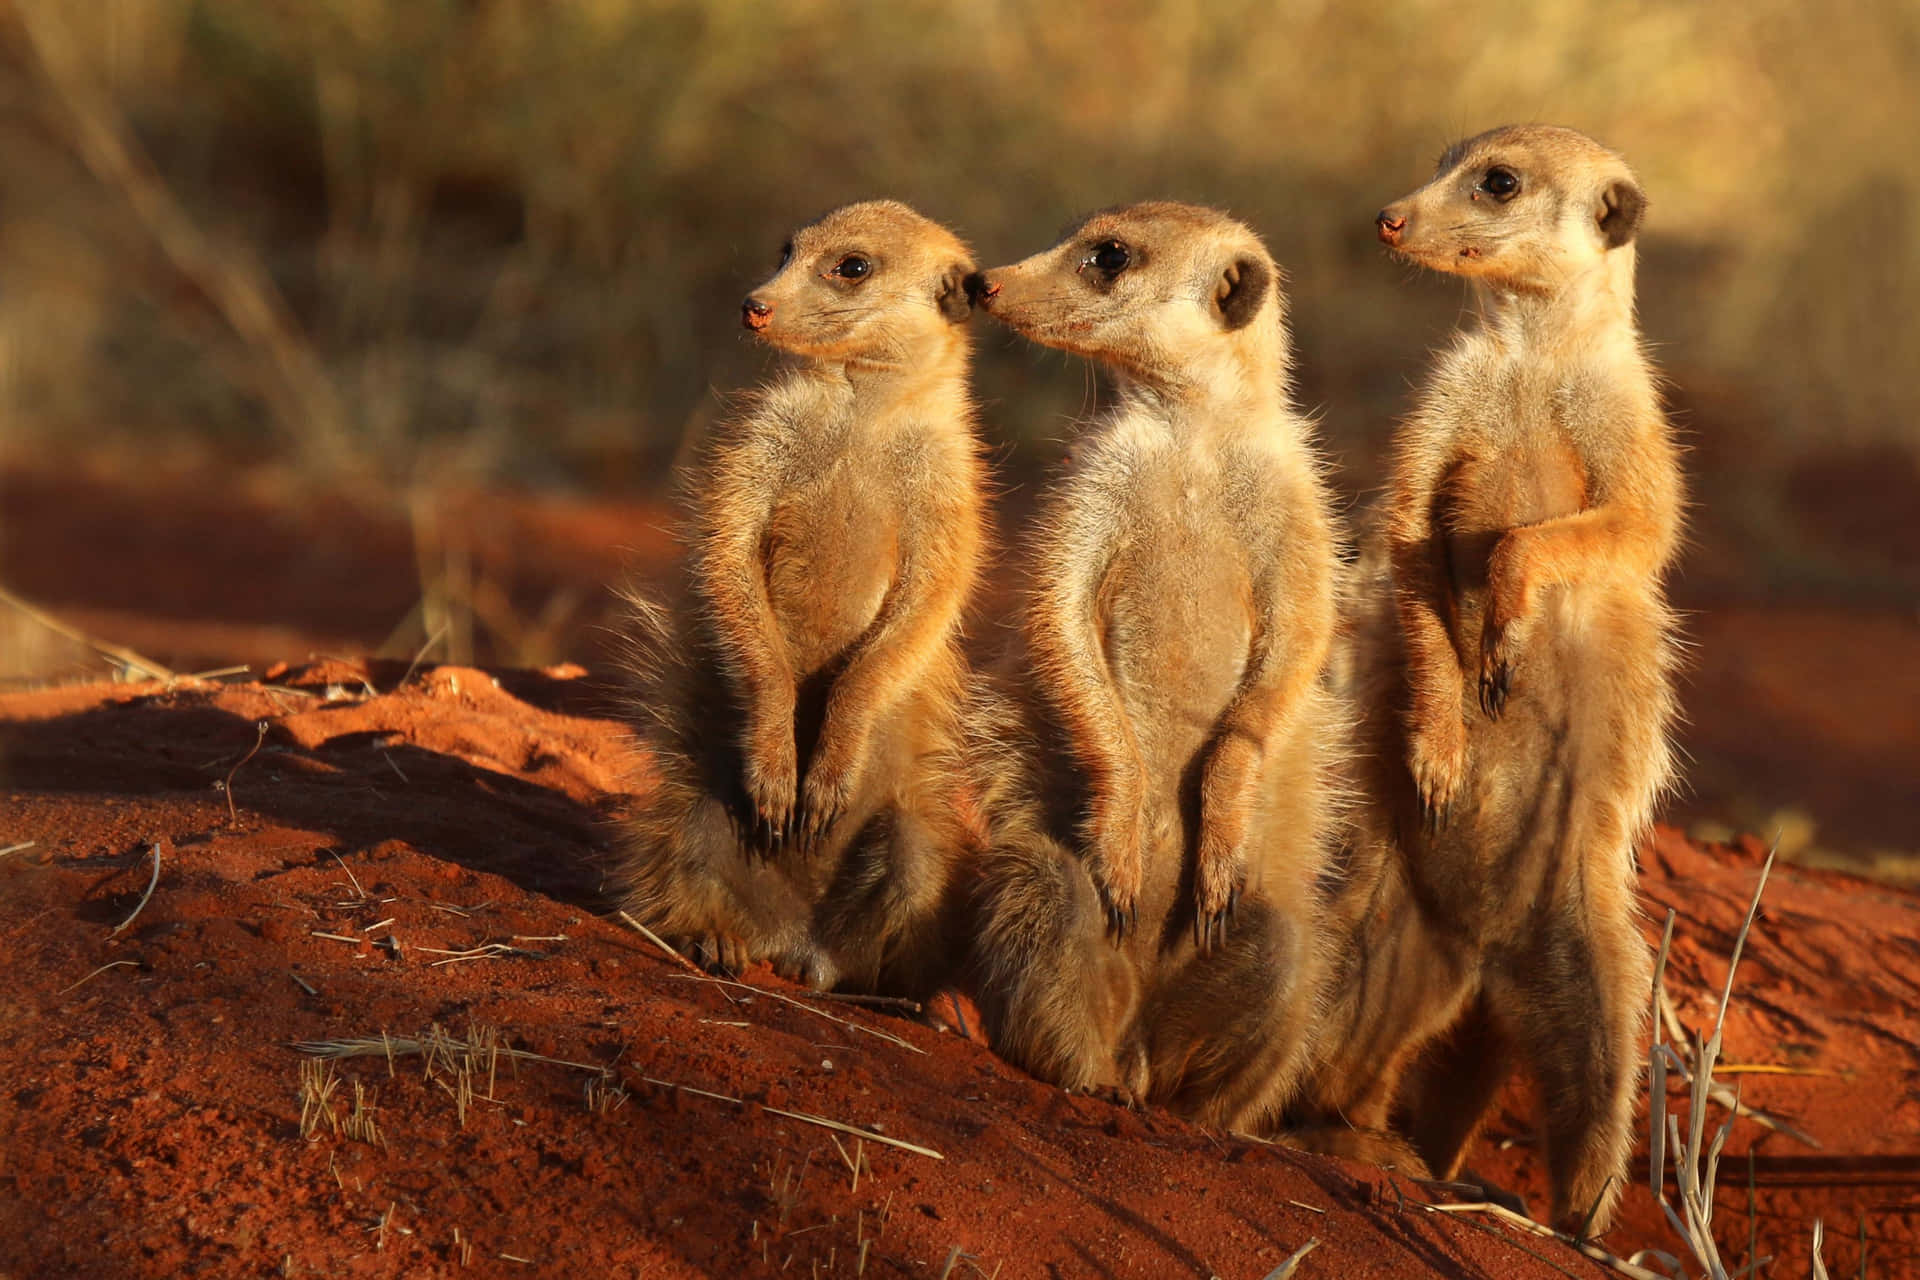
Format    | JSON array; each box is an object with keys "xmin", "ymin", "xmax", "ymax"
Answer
[
  {"xmin": 1081, "ymin": 414, "xmax": 1302, "ymax": 770},
  {"xmin": 715, "ymin": 375, "xmax": 954, "ymax": 680}
]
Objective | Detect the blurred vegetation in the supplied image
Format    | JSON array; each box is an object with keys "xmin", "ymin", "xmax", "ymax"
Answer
[{"xmin": 0, "ymin": 0, "xmax": 1915, "ymax": 591}]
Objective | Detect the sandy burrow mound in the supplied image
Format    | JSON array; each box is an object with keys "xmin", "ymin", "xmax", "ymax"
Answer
[{"xmin": 0, "ymin": 662, "xmax": 1914, "ymax": 1278}]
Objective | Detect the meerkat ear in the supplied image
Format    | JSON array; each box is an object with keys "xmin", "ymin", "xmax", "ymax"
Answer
[
  {"xmin": 1598, "ymin": 179, "xmax": 1646, "ymax": 249},
  {"xmin": 936, "ymin": 262, "xmax": 974, "ymax": 323},
  {"xmin": 1215, "ymin": 255, "xmax": 1271, "ymax": 330}
]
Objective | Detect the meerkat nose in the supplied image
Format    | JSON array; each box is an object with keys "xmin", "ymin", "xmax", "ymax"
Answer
[
  {"xmin": 741, "ymin": 296, "xmax": 773, "ymax": 331},
  {"xmin": 1376, "ymin": 210, "xmax": 1407, "ymax": 246},
  {"xmin": 963, "ymin": 273, "xmax": 1000, "ymax": 307}
]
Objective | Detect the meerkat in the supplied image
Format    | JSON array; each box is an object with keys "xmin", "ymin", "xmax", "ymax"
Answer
[
  {"xmin": 1291, "ymin": 126, "xmax": 1683, "ymax": 1234},
  {"xmin": 619, "ymin": 200, "xmax": 987, "ymax": 998},
  {"xmin": 963, "ymin": 202, "xmax": 1345, "ymax": 1130}
]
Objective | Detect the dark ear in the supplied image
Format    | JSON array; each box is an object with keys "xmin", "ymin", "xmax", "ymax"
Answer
[
  {"xmin": 936, "ymin": 261, "xmax": 974, "ymax": 322},
  {"xmin": 1215, "ymin": 255, "xmax": 1271, "ymax": 330},
  {"xmin": 1598, "ymin": 179, "xmax": 1646, "ymax": 249}
]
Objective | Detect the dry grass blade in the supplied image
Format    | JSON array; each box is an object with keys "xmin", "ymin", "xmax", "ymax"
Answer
[
  {"xmin": 666, "ymin": 972, "xmax": 926, "ymax": 1055},
  {"xmin": 0, "ymin": 583, "xmax": 176, "ymax": 681},
  {"xmin": 0, "ymin": 841, "xmax": 39, "ymax": 859},
  {"xmin": 297, "ymin": 1058, "xmax": 341, "ymax": 1139},
  {"xmin": 1425, "ymin": 1204, "xmax": 1668, "ymax": 1280},
  {"xmin": 1810, "ymin": 1220, "xmax": 1830, "ymax": 1280},
  {"xmin": 1648, "ymin": 839, "xmax": 1781, "ymax": 1280},
  {"xmin": 57, "ymin": 959, "xmax": 139, "ymax": 995},
  {"xmin": 1656, "ymin": 986, "xmax": 1820, "ymax": 1147},
  {"xmin": 343, "ymin": 1080, "xmax": 384, "ymax": 1147},
  {"xmin": 294, "ymin": 1029, "xmax": 944, "ymax": 1160},
  {"xmin": 413, "ymin": 942, "xmax": 547, "ymax": 967},
  {"xmin": 109, "ymin": 843, "xmax": 162, "ymax": 937},
  {"xmin": 1262, "ymin": 1237, "xmax": 1321, "ymax": 1278},
  {"xmin": 15, "ymin": 1, "xmax": 355, "ymax": 469}
]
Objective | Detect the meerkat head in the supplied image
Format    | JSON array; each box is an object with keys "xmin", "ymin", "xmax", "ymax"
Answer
[
  {"xmin": 739, "ymin": 200, "xmax": 975, "ymax": 364},
  {"xmin": 1375, "ymin": 125, "xmax": 1646, "ymax": 293},
  {"xmin": 967, "ymin": 201, "xmax": 1286, "ymax": 394}
]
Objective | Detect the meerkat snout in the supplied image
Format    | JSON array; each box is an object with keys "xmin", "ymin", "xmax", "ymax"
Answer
[
  {"xmin": 741, "ymin": 295, "xmax": 773, "ymax": 331},
  {"xmin": 962, "ymin": 271, "xmax": 996, "ymax": 307},
  {"xmin": 1375, "ymin": 209, "xmax": 1406, "ymax": 246}
]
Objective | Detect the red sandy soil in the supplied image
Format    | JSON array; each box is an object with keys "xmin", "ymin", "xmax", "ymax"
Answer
[{"xmin": 2, "ymin": 664, "xmax": 1916, "ymax": 1279}]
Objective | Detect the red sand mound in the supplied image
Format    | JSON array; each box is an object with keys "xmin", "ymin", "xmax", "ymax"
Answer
[{"xmin": 1, "ymin": 664, "xmax": 1915, "ymax": 1278}]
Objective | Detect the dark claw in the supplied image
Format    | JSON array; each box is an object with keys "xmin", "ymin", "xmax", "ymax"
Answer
[
  {"xmin": 1481, "ymin": 660, "xmax": 1511, "ymax": 719},
  {"xmin": 1226, "ymin": 887, "xmax": 1239, "ymax": 922}
]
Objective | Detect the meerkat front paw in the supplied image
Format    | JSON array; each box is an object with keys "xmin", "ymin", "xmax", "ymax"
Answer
[
  {"xmin": 1479, "ymin": 613, "xmax": 1523, "ymax": 718},
  {"xmin": 742, "ymin": 718, "xmax": 799, "ymax": 854},
  {"xmin": 1407, "ymin": 715, "xmax": 1466, "ymax": 833},
  {"xmin": 1192, "ymin": 825, "xmax": 1245, "ymax": 955},
  {"xmin": 686, "ymin": 931, "xmax": 752, "ymax": 977},
  {"xmin": 797, "ymin": 746, "xmax": 862, "ymax": 851},
  {"xmin": 1087, "ymin": 802, "xmax": 1145, "ymax": 943},
  {"xmin": 1481, "ymin": 531, "xmax": 1535, "ymax": 718}
]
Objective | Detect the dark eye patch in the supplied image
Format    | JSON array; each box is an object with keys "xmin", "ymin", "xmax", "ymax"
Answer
[
  {"xmin": 1089, "ymin": 240, "xmax": 1131, "ymax": 275},
  {"xmin": 830, "ymin": 254, "xmax": 873, "ymax": 281}
]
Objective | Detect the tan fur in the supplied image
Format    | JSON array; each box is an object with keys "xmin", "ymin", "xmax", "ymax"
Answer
[
  {"xmin": 619, "ymin": 200, "xmax": 987, "ymax": 998},
  {"xmin": 1293, "ymin": 127, "xmax": 1683, "ymax": 1234},
  {"xmin": 964, "ymin": 203, "xmax": 1346, "ymax": 1131}
]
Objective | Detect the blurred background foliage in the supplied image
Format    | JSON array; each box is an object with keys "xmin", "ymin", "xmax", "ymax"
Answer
[
  {"xmin": 0, "ymin": 0, "xmax": 1915, "ymax": 859},
  {"xmin": 0, "ymin": 0, "xmax": 1914, "ymax": 537}
]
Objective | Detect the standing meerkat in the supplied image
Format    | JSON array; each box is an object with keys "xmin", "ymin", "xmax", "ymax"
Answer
[
  {"xmin": 620, "ymin": 200, "xmax": 986, "ymax": 997},
  {"xmin": 964, "ymin": 203, "xmax": 1345, "ymax": 1129},
  {"xmin": 1298, "ymin": 126, "xmax": 1682, "ymax": 1233}
]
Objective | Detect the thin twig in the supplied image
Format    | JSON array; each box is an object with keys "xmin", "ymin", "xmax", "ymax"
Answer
[
  {"xmin": 809, "ymin": 991, "xmax": 925, "ymax": 1014},
  {"xmin": 0, "ymin": 841, "xmax": 36, "ymax": 859},
  {"xmin": 223, "ymin": 721, "xmax": 270, "ymax": 824},
  {"xmin": 108, "ymin": 843, "xmax": 162, "ymax": 936},
  {"xmin": 615, "ymin": 910, "xmax": 706, "ymax": 975},
  {"xmin": 667, "ymin": 973, "xmax": 926, "ymax": 1054}
]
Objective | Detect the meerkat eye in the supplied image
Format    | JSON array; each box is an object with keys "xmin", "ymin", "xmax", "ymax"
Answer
[
  {"xmin": 1482, "ymin": 167, "xmax": 1520, "ymax": 200},
  {"xmin": 830, "ymin": 254, "xmax": 873, "ymax": 281},
  {"xmin": 1087, "ymin": 240, "xmax": 1132, "ymax": 275},
  {"xmin": 778, "ymin": 241, "xmax": 793, "ymax": 269}
]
